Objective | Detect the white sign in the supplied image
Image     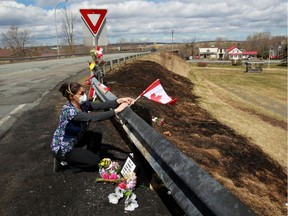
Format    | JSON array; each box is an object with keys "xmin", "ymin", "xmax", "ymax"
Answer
[
  {"xmin": 121, "ymin": 156, "xmax": 136, "ymax": 179},
  {"xmin": 81, "ymin": 19, "xmax": 108, "ymax": 46},
  {"xmin": 80, "ymin": 9, "xmax": 107, "ymax": 35},
  {"xmin": 80, "ymin": 9, "xmax": 108, "ymax": 47}
]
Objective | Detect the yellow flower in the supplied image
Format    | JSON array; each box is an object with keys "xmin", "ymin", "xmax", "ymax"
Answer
[{"xmin": 99, "ymin": 158, "xmax": 111, "ymax": 169}]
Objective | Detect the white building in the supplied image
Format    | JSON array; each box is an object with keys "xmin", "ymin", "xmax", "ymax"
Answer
[
  {"xmin": 226, "ymin": 46, "xmax": 257, "ymax": 60},
  {"xmin": 199, "ymin": 47, "xmax": 226, "ymax": 60}
]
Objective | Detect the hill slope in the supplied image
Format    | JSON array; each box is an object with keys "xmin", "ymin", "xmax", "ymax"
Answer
[{"xmin": 104, "ymin": 54, "xmax": 287, "ymax": 216}]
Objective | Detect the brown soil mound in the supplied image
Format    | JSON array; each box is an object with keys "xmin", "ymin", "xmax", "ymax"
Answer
[{"xmin": 104, "ymin": 58, "xmax": 287, "ymax": 216}]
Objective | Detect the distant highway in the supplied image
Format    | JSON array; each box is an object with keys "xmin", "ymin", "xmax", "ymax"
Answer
[{"xmin": 0, "ymin": 53, "xmax": 142, "ymax": 137}]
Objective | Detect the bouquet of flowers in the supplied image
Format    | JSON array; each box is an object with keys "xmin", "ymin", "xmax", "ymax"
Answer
[
  {"xmin": 98, "ymin": 158, "xmax": 121, "ymax": 181},
  {"xmin": 96, "ymin": 158, "xmax": 139, "ymax": 211},
  {"xmin": 90, "ymin": 46, "xmax": 103, "ymax": 61}
]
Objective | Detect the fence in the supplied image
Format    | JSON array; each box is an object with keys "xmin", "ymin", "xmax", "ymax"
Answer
[{"xmin": 103, "ymin": 52, "xmax": 150, "ymax": 72}]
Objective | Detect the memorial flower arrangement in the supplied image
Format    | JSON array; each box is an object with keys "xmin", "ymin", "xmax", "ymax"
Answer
[
  {"xmin": 88, "ymin": 46, "xmax": 105, "ymax": 72},
  {"xmin": 96, "ymin": 158, "xmax": 139, "ymax": 211},
  {"xmin": 98, "ymin": 158, "xmax": 121, "ymax": 181},
  {"xmin": 89, "ymin": 46, "xmax": 103, "ymax": 61}
]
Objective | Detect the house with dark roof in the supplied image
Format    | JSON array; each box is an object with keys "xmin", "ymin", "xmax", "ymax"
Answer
[{"xmin": 226, "ymin": 45, "xmax": 257, "ymax": 60}]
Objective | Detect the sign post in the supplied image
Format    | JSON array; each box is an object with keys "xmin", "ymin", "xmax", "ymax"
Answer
[{"xmin": 79, "ymin": 9, "xmax": 108, "ymax": 47}]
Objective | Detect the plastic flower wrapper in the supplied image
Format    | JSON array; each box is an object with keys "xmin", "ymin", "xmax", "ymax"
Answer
[
  {"xmin": 97, "ymin": 158, "xmax": 121, "ymax": 182},
  {"xmin": 107, "ymin": 161, "xmax": 120, "ymax": 172}
]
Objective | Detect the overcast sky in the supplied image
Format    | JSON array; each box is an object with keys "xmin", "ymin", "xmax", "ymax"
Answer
[{"xmin": 0, "ymin": 0, "xmax": 287, "ymax": 46}]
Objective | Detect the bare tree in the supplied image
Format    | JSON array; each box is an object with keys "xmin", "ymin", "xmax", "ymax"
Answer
[
  {"xmin": 61, "ymin": 8, "xmax": 76, "ymax": 54},
  {"xmin": 1, "ymin": 26, "xmax": 31, "ymax": 57},
  {"xmin": 244, "ymin": 32, "xmax": 271, "ymax": 59},
  {"xmin": 280, "ymin": 41, "xmax": 287, "ymax": 66},
  {"xmin": 270, "ymin": 36, "xmax": 287, "ymax": 58},
  {"xmin": 215, "ymin": 37, "xmax": 226, "ymax": 48},
  {"xmin": 179, "ymin": 37, "xmax": 198, "ymax": 59},
  {"xmin": 117, "ymin": 37, "xmax": 128, "ymax": 44}
]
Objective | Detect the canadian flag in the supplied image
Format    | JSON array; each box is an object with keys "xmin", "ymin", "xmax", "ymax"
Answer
[{"xmin": 139, "ymin": 79, "xmax": 177, "ymax": 105}]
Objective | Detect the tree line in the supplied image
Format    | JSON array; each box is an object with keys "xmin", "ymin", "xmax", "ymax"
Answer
[
  {"xmin": 180, "ymin": 33, "xmax": 287, "ymax": 62},
  {"xmin": 1, "ymin": 8, "xmax": 75, "ymax": 58},
  {"xmin": 1, "ymin": 8, "xmax": 287, "ymax": 64}
]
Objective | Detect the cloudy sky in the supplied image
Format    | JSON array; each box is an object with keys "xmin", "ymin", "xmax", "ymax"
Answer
[{"xmin": 0, "ymin": 0, "xmax": 287, "ymax": 46}]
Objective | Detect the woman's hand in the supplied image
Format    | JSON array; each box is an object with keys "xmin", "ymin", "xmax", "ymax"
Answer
[
  {"xmin": 114, "ymin": 102, "xmax": 129, "ymax": 114},
  {"xmin": 117, "ymin": 97, "xmax": 135, "ymax": 105}
]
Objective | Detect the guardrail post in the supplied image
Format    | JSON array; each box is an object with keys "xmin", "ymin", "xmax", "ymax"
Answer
[{"xmin": 109, "ymin": 60, "xmax": 113, "ymax": 70}]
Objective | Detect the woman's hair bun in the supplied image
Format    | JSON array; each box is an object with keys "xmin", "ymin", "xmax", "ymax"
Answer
[{"xmin": 59, "ymin": 83, "xmax": 69, "ymax": 97}]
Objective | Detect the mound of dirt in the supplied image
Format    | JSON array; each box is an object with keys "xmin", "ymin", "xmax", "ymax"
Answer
[
  {"xmin": 104, "ymin": 56, "xmax": 287, "ymax": 216},
  {"xmin": 139, "ymin": 52, "xmax": 190, "ymax": 78}
]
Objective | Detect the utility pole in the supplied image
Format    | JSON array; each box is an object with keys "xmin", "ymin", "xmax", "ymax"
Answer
[
  {"xmin": 171, "ymin": 30, "xmax": 174, "ymax": 53},
  {"xmin": 268, "ymin": 48, "xmax": 271, "ymax": 69},
  {"xmin": 54, "ymin": 0, "xmax": 68, "ymax": 56}
]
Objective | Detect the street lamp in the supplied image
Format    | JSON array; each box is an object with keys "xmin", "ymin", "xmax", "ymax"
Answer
[{"xmin": 54, "ymin": 0, "xmax": 68, "ymax": 56}]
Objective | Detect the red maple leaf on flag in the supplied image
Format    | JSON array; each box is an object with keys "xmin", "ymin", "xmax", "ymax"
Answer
[
  {"xmin": 137, "ymin": 79, "xmax": 177, "ymax": 105},
  {"xmin": 150, "ymin": 93, "xmax": 162, "ymax": 102}
]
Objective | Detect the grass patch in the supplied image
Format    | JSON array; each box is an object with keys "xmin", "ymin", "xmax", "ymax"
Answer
[{"xmin": 189, "ymin": 66, "xmax": 287, "ymax": 168}]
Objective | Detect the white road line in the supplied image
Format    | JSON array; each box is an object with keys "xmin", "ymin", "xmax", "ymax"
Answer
[
  {"xmin": 9, "ymin": 104, "xmax": 26, "ymax": 115},
  {"xmin": 0, "ymin": 115, "xmax": 11, "ymax": 126},
  {"xmin": 0, "ymin": 104, "xmax": 26, "ymax": 127}
]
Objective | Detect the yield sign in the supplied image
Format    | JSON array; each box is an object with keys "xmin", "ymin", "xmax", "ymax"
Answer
[{"xmin": 79, "ymin": 9, "xmax": 108, "ymax": 36}]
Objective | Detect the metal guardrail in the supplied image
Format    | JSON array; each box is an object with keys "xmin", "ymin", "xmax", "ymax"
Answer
[
  {"xmin": 103, "ymin": 52, "xmax": 150, "ymax": 71},
  {"xmin": 91, "ymin": 77, "xmax": 256, "ymax": 216},
  {"xmin": 0, "ymin": 51, "xmax": 150, "ymax": 64}
]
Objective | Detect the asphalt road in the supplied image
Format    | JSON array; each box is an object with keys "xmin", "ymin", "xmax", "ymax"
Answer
[{"xmin": 0, "ymin": 53, "xmax": 139, "ymax": 138}]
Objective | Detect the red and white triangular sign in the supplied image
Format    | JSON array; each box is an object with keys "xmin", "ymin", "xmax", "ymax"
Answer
[{"xmin": 80, "ymin": 9, "xmax": 108, "ymax": 36}]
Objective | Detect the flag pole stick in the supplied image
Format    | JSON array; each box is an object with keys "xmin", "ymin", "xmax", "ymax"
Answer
[{"xmin": 131, "ymin": 95, "xmax": 141, "ymax": 106}]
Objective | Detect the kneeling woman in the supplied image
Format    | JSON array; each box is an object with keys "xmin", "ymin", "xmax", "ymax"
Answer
[{"xmin": 51, "ymin": 82, "xmax": 134, "ymax": 172}]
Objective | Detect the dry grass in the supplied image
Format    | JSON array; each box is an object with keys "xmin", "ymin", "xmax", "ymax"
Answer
[
  {"xmin": 189, "ymin": 66, "xmax": 287, "ymax": 169},
  {"xmin": 139, "ymin": 52, "xmax": 189, "ymax": 78}
]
